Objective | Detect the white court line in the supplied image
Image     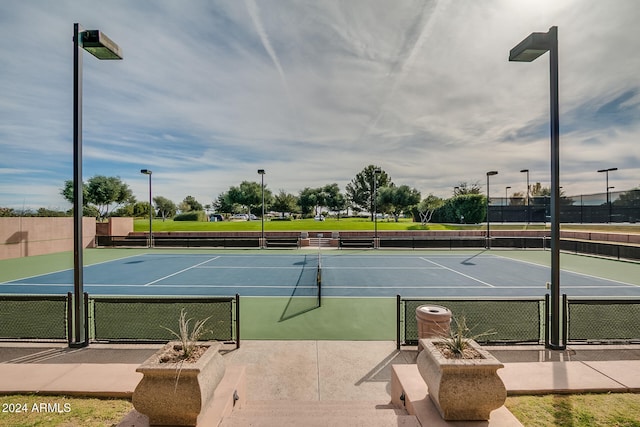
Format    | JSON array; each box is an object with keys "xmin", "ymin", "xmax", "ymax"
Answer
[
  {"xmin": 197, "ymin": 266, "xmax": 311, "ymax": 269},
  {"xmin": 419, "ymin": 257, "xmax": 495, "ymax": 288},
  {"xmin": 197, "ymin": 266, "xmax": 440, "ymax": 270},
  {"xmin": 143, "ymin": 284, "xmax": 315, "ymax": 289},
  {"xmin": 144, "ymin": 256, "xmax": 220, "ymax": 286},
  {"xmin": 324, "ymin": 267, "xmax": 443, "ymax": 270},
  {"xmin": 492, "ymin": 254, "xmax": 640, "ymax": 288},
  {"xmin": 324, "ymin": 285, "xmax": 494, "ymax": 289}
]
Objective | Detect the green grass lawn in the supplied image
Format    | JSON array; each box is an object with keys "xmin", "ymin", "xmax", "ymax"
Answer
[
  {"xmin": 133, "ymin": 217, "xmax": 640, "ymax": 233},
  {"xmin": 134, "ymin": 217, "xmax": 554, "ymax": 232}
]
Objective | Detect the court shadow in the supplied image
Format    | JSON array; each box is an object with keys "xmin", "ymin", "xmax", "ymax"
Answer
[
  {"xmin": 460, "ymin": 250, "xmax": 488, "ymax": 266},
  {"xmin": 279, "ymin": 255, "xmax": 320, "ymax": 322}
]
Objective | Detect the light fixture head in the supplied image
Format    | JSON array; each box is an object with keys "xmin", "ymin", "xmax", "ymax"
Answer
[
  {"xmin": 81, "ymin": 30, "xmax": 123, "ymax": 60},
  {"xmin": 509, "ymin": 28, "xmax": 555, "ymax": 62},
  {"xmin": 140, "ymin": 169, "xmax": 152, "ymax": 175},
  {"xmin": 257, "ymin": 169, "xmax": 265, "ymax": 175}
]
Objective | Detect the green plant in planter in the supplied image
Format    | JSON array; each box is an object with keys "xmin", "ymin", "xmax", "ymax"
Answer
[
  {"xmin": 438, "ymin": 315, "xmax": 495, "ymax": 358},
  {"xmin": 162, "ymin": 309, "xmax": 212, "ymax": 360}
]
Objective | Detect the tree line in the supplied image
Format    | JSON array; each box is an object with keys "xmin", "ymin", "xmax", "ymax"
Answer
[{"xmin": 2, "ymin": 168, "xmax": 636, "ymax": 223}]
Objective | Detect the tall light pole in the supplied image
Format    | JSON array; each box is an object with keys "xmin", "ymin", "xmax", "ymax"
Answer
[
  {"xmin": 510, "ymin": 26, "xmax": 562, "ymax": 349},
  {"xmin": 373, "ymin": 168, "xmax": 381, "ymax": 248},
  {"xmin": 520, "ymin": 169, "xmax": 530, "ymax": 223},
  {"xmin": 597, "ymin": 167, "xmax": 617, "ymax": 223},
  {"xmin": 258, "ymin": 169, "xmax": 265, "ymax": 248},
  {"xmin": 486, "ymin": 171, "xmax": 498, "ymax": 249},
  {"xmin": 140, "ymin": 170, "xmax": 153, "ymax": 248},
  {"xmin": 72, "ymin": 23, "xmax": 122, "ymax": 348}
]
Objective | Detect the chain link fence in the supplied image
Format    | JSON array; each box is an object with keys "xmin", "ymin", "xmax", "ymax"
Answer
[
  {"xmin": 0, "ymin": 295, "xmax": 68, "ymax": 340},
  {"xmin": 399, "ymin": 298, "xmax": 544, "ymax": 346},
  {"xmin": 489, "ymin": 189, "xmax": 640, "ymax": 223},
  {"xmin": 567, "ymin": 299, "xmax": 640, "ymax": 343},
  {"xmin": 91, "ymin": 296, "xmax": 237, "ymax": 343}
]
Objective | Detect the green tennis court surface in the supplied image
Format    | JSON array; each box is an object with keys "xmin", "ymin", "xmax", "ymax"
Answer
[
  {"xmin": 1, "ymin": 249, "xmax": 638, "ymax": 298},
  {"xmin": 1, "ymin": 249, "xmax": 638, "ymax": 340}
]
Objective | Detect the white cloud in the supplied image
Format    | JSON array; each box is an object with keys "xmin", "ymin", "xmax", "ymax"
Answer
[{"xmin": 0, "ymin": 0, "xmax": 638, "ymax": 210}]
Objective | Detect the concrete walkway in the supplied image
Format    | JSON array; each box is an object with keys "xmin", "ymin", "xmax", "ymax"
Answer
[{"xmin": 1, "ymin": 341, "xmax": 639, "ymax": 399}]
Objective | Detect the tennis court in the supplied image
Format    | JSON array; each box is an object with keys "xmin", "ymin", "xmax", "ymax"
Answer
[{"xmin": 1, "ymin": 250, "xmax": 638, "ymax": 298}]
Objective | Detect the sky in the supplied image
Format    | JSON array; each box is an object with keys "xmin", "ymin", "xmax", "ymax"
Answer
[{"xmin": 1, "ymin": 0, "xmax": 639, "ymax": 211}]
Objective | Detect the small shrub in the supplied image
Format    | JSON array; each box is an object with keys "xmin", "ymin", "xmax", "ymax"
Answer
[
  {"xmin": 161, "ymin": 309, "xmax": 211, "ymax": 360},
  {"xmin": 437, "ymin": 316, "xmax": 495, "ymax": 358},
  {"xmin": 173, "ymin": 211, "xmax": 207, "ymax": 222}
]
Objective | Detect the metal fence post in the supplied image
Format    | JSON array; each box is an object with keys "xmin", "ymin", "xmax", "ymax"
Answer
[{"xmin": 396, "ymin": 295, "xmax": 401, "ymax": 350}]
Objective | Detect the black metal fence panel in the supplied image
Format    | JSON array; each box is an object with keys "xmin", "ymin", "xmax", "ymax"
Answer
[
  {"xmin": 567, "ymin": 299, "xmax": 640, "ymax": 343},
  {"xmin": 96, "ymin": 236, "xmax": 260, "ymax": 248},
  {"xmin": 92, "ymin": 297, "xmax": 235, "ymax": 342},
  {"xmin": 401, "ymin": 298, "xmax": 543, "ymax": 345},
  {"xmin": 559, "ymin": 240, "xmax": 640, "ymax": 261},
  {"xmin": 489, "ymin": 189, "xmax": 640, "ymax": 223},
  {"xmin": 0, "ymin": 295, "xmax": 68, "ymax": 340}
]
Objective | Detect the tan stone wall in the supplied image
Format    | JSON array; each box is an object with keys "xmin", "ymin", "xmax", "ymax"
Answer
[
  {"xmin": 108, "ymin": 217, "xmax": 133, "ymax": 236},
  {"xmin": 0, "ymin": 217, "xmax": 96, "ymax": 260}
]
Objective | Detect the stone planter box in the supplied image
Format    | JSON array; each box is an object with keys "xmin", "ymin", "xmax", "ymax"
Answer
[
  {"xmin": 133, "ymin": 341, "xmax": 226, "ymax": 426},
  {"xmin": 416, "ymin": 338, "xmax": 506, "ymax": 421}
]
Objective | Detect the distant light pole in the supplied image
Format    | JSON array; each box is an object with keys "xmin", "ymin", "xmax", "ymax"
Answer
[
  {"xmin": 258, "ymin": 169, "xmax": 265, "ymax": 248},
  {"xmin": 72, "ymin": 23, "xmax": 122, "ymax": 348},
  {"xmin": 597, "ymin": 167, "xmax": 617, "ymax": 223},
  {"xmin": 486, "ymin": 171, "xmax": 498, "ymax": 248},
  {"xmin": 505, "ymin": 186, "xmax": 511, "ymax": 206},
  {"xmin": 373, "ymin": 168, "xmax": 382, "ymax": 247},
  {"xmin": 510, "ymin": 26, "xmax": 562, "ymax": 349},
  {"xmin": 140, "ymin": 170, "xmax": 153, "ymax": 248},
  {"xmin": 520, "ymin": 169, "xmax": 530, "ymax": 223}
]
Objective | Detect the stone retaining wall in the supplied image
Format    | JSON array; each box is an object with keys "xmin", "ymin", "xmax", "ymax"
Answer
[{"xmin": 0, "ymin": 217, "xmax": 96, "ymax": 260}]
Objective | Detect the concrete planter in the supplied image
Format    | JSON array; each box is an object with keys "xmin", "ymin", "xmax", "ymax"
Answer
[
  {"xmin": 133, "ymin": 341, "xmax": 226, "ymax": 426},
  {"xmin": 416, "ymin": 338, "xmax": 506, "ymax": 421}
]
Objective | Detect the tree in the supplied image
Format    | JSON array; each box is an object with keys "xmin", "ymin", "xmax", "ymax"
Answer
[
  {"xmin": 433, "ymin": 194, "xmax": 486, "ymax": 224},
  {"xmin": 36, "ymin": 208, "xmax": 68, "ymax": 217},
  {"xmin": 298, "ymin": 187, "xmax": 318, "ymax": 217},
  {"xmin": 509, "ymin": 191, "xmax": 525, "ymax": 206},
  {"xmin": 179, "ymin": 195, "xmax": 203, "ymax": 212},
  {"xmin": 323, "ymin": 183, "xmax": 347, "ymax": 218},
  {"xmin": 530, "ymin": 182, "xmax": 549, "ymax": 197},
  {"xmin": 377, "ymin": 185, "xmax": 421, "ymax": 222},
  {"xmin": 61, "ymin": 175, "xmax": 134, "ymax": 220},
  {"xmin": 345, "ymin": 165, "xmax": 391, "ymax": 220},
  {"xmin": 529, "ymin": 182, "xmax": 572, "ymax": 205},
  {"xmin": 453, "ymin": 182, "xmax": 482, "ymax": 196},
  {"xmin": 0, "ymin": 207, "xmax": 16, "ymax": 217},
  {"xmin": 213, "ymin": 192, "xmax": 235, "ymax": 214},
  {"xmin": 272, "ymin": 190, "xmax": 298, "ymax": 218},
  {"xmin": 417, "ymin": 195, "xmax": 444, "ymax": 225},
  {"xmin": 223, "ymin": 181, "xmax": 272, "ymax": 215},
  {"xmin": 154, "ymin": 196, "xmax": 177, "ymax": 221}
]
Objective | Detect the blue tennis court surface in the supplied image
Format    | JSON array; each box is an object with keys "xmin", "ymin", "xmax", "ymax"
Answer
[{"xmin": 1, "ymin": 253, "xmax": 639, "ymax": 298}]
